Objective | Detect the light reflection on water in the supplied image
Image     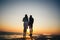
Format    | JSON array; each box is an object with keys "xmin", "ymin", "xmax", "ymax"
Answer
[
  {"xmin": 0, "ymin": 35, "xmax": 35, "ymax": 40},
  {"xmin": 0, "ymin": 35, "xmax": 24, "ymax": 39},
  {"xmin": 0, "ymin": 35, "xmax": 52, "ymax": 40}
]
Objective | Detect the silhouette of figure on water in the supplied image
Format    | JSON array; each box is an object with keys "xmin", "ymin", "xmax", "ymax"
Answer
[
  {"xmin": 28, "ymin": 15, "xmax": 34, "ymax": 38},
  {"xmin": 23, "ymin": 14, "xmax": 28, "ymax": 38}
]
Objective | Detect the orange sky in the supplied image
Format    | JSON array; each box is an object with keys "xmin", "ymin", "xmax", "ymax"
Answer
[
  {"xmin": 0, "ymin": 0, "xmax": 60, "ymax": 35},
  {"xmin": 0, "ymin": 24, "xmax": 59, "ymax": 35}
]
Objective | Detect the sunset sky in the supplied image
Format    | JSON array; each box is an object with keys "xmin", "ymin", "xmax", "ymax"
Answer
[{"xmin": 0, "ymin": 0, "xmax": 60, "ymax": 35}]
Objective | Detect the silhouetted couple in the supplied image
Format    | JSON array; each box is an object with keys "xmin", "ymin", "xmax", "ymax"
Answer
[{"xmin": 23, "ymin": 14, "xmax": 34, "ymax": 38}]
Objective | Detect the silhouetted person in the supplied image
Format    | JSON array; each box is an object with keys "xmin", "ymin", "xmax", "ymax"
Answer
[
  {"xmin": 28, "ymin": 15, "xmax": 34, "ymax": 38},
  {"xmin": 23, "ymin": 14, "xmax": 28, "ymax": 38}
]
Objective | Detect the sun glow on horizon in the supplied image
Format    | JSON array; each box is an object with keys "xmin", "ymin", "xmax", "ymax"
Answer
[
  {"xmin": 27, "ymin": 27, "xmax": 30, "ymax": 34},
  {"xmin": 0, "ymin": 0, "xmax": 59, "ymax": 35}
]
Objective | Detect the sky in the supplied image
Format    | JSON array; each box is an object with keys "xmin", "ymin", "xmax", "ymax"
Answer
[{"xmin": 0, "ymin": 0, "xmax": 60, "ymax": 35}]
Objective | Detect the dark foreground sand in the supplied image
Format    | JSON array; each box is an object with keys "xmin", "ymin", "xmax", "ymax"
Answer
[{"xmin": 0, "ymin": 38, "xmax": 33, "ymax": 40}]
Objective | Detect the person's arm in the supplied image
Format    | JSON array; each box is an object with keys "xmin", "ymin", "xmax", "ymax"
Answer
[
  {"xmin": 23, "ymin": 18, "xmax": 24, "ymax": 22},
  {"xmin": 32, "ymin": 18, "xmax": 34, "ymax": 24}
]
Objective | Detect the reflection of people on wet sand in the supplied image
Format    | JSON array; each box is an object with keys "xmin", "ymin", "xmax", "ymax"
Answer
[
  {"xmin": 28, "ymin": 15, "xmax": 34, "ymax": 38},
  {"xmin": 23, "ymin": 14, "xmax": 28, "ymax": 38}
]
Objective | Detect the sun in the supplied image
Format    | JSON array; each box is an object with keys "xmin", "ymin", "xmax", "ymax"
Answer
[{"xmin": 27, "ymin": 27, "xmax": 30, "ymax": 34}]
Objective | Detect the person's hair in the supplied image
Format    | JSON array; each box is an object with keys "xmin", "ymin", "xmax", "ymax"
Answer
[
  {"xmin": 25, "ymin": 14, "xmax": 28, "ymax": 18},
  {"xmin": 30, "ymin": 15, "xmax": 32, "ymax": 18}
]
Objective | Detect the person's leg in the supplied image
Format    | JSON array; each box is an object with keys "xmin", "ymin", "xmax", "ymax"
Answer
[
  {"xmin": 23, "ymin": 23, "xmax": 27, "ymax": 38},
  {"xmin": 29, "ymin": 25, "xmax": 33, "ymax": 37},
  {"xmin": 23, "ymin": 28, "xmax": 26, "ymax": 38},
  {"xmin": 30, "ymin": 28, "xmax": 33, "ymax": 37}
]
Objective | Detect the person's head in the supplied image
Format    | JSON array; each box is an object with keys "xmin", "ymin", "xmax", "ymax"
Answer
[
  {"xmin": 25, "ymin": 14, "xmax": 28, "ymax": 18},
  {"xmin": 30, "ymin": 15, "xmax": 32, "ymax": 18}
]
